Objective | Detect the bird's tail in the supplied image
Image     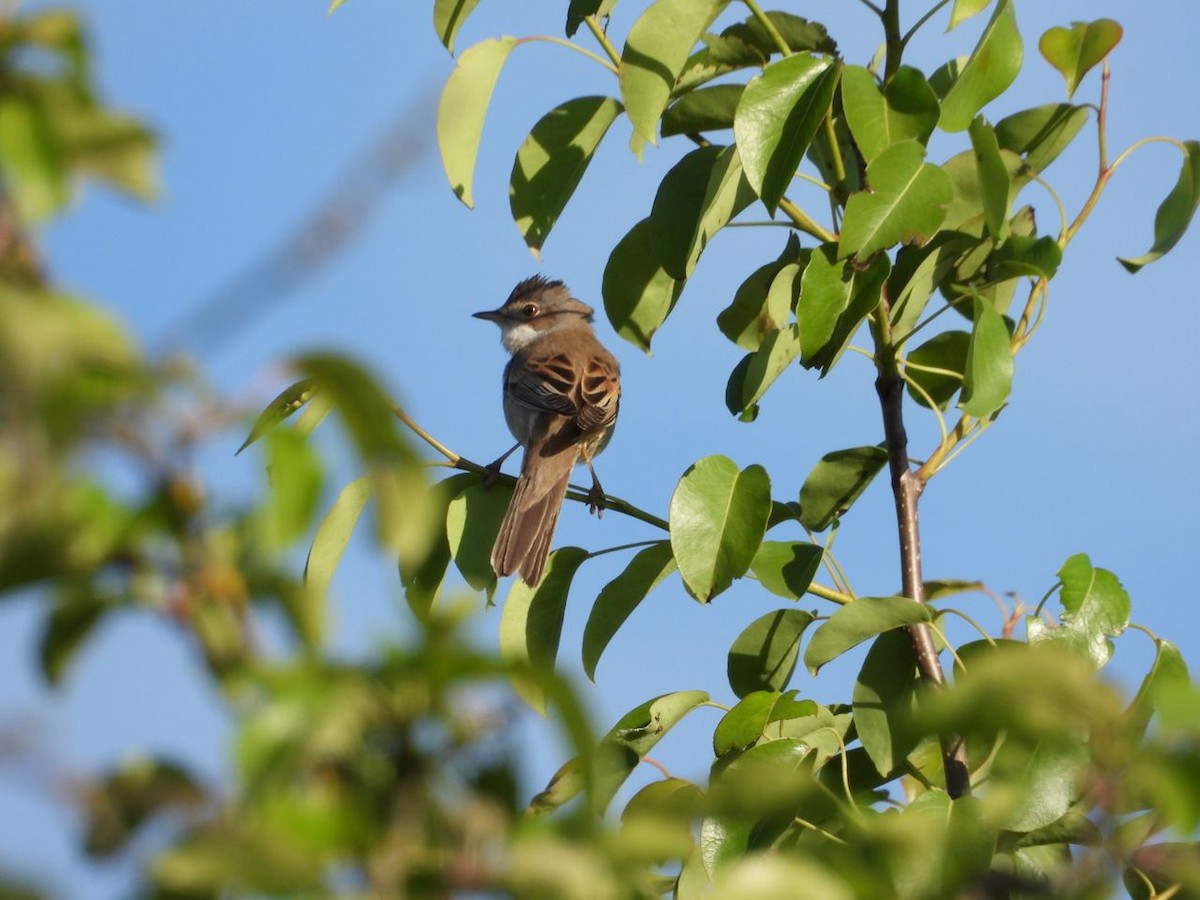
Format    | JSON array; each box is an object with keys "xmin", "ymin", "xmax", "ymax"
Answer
[{"xmin": 491, "ymin": 442, "xmax": 579, "ymax": 586}]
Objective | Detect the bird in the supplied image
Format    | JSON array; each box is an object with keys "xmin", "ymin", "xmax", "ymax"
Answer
[{"xmin": 473, "ymin": 276, "xmax": 621, "ymax": 586}]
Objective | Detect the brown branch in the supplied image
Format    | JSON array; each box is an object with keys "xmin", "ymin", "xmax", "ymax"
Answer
[{"xmin": 871, "ymin": 304, "xmax": 971, "ymax": 799}]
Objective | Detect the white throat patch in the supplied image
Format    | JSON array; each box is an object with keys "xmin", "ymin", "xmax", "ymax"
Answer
[{"xmin": 500, "ymin": 321, "xmax": 540, "ymax": 352}]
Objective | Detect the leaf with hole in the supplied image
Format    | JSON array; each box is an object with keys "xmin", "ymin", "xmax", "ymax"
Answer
[
  {"xmin": 728, "ymin": 609, "xmax": 815, "ymax": 698},
  {"xmin": 798, "ymin": 445, "xmax": 888, "ymax": 531},
  {"xmin": 838, "ymin": 140, "xmax": 952, "ymax": 260},
  {"xmin": 510, "ymin": 96, "xmax": 622, "ymax": 257},
  {"xmin": 734, "ymin": 53, "xmax": 840, "ymax": 214},
  {"xmin": 437, "ymin": 36, "xmax": 517, "ymax": 207},
  {"xmin": 602, "ymin": 218, "xmax": 685, "ymax": 353},
  {"xmin": 1038, "ymin": 19, "xmax": 1122, "ymax": 99},
  {"xmin": 669, "ymin": 456, "xmax": 771, "ymax": 602}
]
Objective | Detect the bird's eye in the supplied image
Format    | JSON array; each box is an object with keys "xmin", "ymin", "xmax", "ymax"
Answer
[{"xmin": 522, "ymin": 303, "xmax": 538, "ymax": 317}]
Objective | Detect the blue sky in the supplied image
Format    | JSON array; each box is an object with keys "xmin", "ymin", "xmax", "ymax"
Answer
[{"xmin": 1, "ymin": 1, "xmax": 1197, "ymax": 895}]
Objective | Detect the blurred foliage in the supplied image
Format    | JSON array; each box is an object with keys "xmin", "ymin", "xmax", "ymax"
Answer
[{"xmin": 0, "ymin": 2, "xmax": 1197, "ymax": 899}]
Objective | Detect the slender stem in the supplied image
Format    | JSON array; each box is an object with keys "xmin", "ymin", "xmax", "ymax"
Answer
[
  {"xmin": 870, "ymin": 300, "xmax": 972, "ymax": 799},
  {"xmin": 855, "ymin": 0, "xmax": 885, "ymax": 16},
  {"xmin": 938, "ymin": 607, "xmax": 997, "ymax": 646},
  {"xmin": 1029, "ymin": 171, "xmax": 1069, "ymax": 239},
  {"xmin": 808, "ymin": 581, "xmax": 853, "ymax": 606},
  {"xmin": 742, "ymin": 0, "xmax": 791, "ymax": 56},
  {"xmin": 1097, "ymin": 61, "xmax": 1110, "ymax": 171},
  {"xmin": 587, "ymin": 539, "xmax": 664, "ymax": 559},
  {"xmin": 795, "ymin": 171, "xmax": 833, "ymax": 192},
  {"xmin": 1033, "ymin": 581, "xmax": 1062, "ymax": 618},
  {"xmin": 901, "ymin": 0, "xmax": 953, "ymax": 48},
  {"xmin": 584, "ymin": 15, "xmax": 621, "ymax": 69},
  {"xmin": 391, "ymin": 405, "xmax": 669, "ymax": 530},
  {"xmin": 519, "ymin": 34, "xmax": 618, "ymax": 74},
  {"xmin": 898, "ymin": 365, "xmax": 949, "ymax": 450},
  {"xmin": 778, "ymin": 198, "xmax": 837, "ymax": 243},
  {"xmin": 822, "ymin": 113, "xmax": 847, "ymax": 189}
]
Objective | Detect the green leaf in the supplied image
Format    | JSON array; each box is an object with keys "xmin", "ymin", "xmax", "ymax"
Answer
[
  {"xmin": 995, "ymin": 103, "xmax": 1089, "ymax": 174},
  {"xmin": 905, "ymin": 330, "xmax": 969, "ymax": 410},
  {"xmin": 650, "ymin": 144, "xmax": 755, "ymax": 278},
  {"xmin": 602, "ymin": 217, "xmax": 685, "ymax": 353},
  {"xmin": 327, "ymin": 0, "xmax": 347, "ymax": 12},
  {"xmin": 968, "ymin": 116, "xmax": 1010, "ymax": 240},
  {"xmin": 662, "ymin": 84, "xmax": 743, "ymax": 137},
  {"xmin": 0, "ymin": 96, "xmax": 67, "ymax": 222},
  {"xmin": 620, "ymin": 0, "xmax": 730, "ymax": 151},
  {"xmin": 838, "ymin": 140, "xmax": 953, "ymax": 260},
  {"xmin": 989, "ymin": 234, "xmax": 1062, "ymax": 281},
  {"xmin": 499, "ymin": 547, "xmax": 589, "ymax": 713},
  {"xmin": 433, "ymin": 0, "xmax": 482, "ymax": 53},
  {"xmin": 750, "ymin": 540, "xmax": 823, "ymax": 599},
  {"xmin": 798, "ymin": 445, "xmax": 888, "ymax": 531},
  {"xmin": 1005, "ymin": 740, "xmax": 1089, "ymax": 832},
  {"xmin": 713, "ymin": 690, "xmax": 782, "ymax": 755},
  {"xmin": 888, "ymin": 234, "xmax": 977, "ymax": 337},
  {"xmin": 938, "ymin": 0, "xmax": 1023, "ymax": 133},
  {"xmin": 797, "ymin": 243, "xmax": 890, "ymax": 372},
  {"xmin": 510, "ymin": 96, "xmax": 622, "ymax": 257},
  {"xmin": 959, "ymin": 299, "xmax": 1012, "ymax": 417},
  {"xmin": 724, "ymin": 325, "xmax": 802, "ymax": 417},
  {"xmin": 841, "ymin": 65, "xmax": 939, "ymax": 163},
  {"xmin": 566, "ymin": 0, "xmax": 617, "ymax": 38},
  {"xmin": 303, "ymin": 476, "xmax": 370, "ymax": 611},
  {"xmin": 715, "ymin": 11, "xmax": 837, "ymax": 60},
  {"xmin": 669, "ymin": 456, "xmax": 771, "ymax": 602},
  {"xmin": 853, "ymin": 629, "xmax": 919, "ymax": 776},
  {"xmin": 1119, "ymin": 141, "xmax": 1200, "ymax": 273},
  {"xmin": 1127, "ymin": 638, "xmax": 1189, "ymax": 739},
  {"xmin": 582, "ymin": 542, "xmax": 676, "ymax": 681},
  {"xmin": 804, "ymin": 596, "xmax": 933, "ymax": 674},
  {"xmin": 40, "ymin": 587, "xmax": 111, "ymax": 685},
  {"xmin": 717, "ymin": 235, "xmax": 804, "ymax": 350},
  {"xmin": 83, "ymin": 757, "xmax": 206, "ymax": 859},
  {"xmin": 446, "ymin": 479, "xmax": 509, "ymax": 598},
  {"xmin": 948, "ymin": 0, "xmax": 993, "ymax": 30},
  {"xmin": 734, "ymin": 53, "xmax": 840, "ymax": 214},
  {"xmin": 437, "ymin": 36, "xmax": 517, "ymax": 208},
  {"xmin": 262, "ymin": 427, "xmax": 322, "ymax": 549},
  {"xmin": 237, "ymin": 380, "xmax": 318, "ymax": 454},
  {"xmin": 1058, "ymin": 552, "xmax": 1130, "ymax": 652},
  {"xmin": 401, "ymin": 474, "xmax": 474, "ymax": 619},
  {"xmin": 728, "ymin": 609, "xmax": 815, "ymax": 697},
  {"xmin": 1038, "ymin": 19, "xmax": 1123, "ymax": 99}
]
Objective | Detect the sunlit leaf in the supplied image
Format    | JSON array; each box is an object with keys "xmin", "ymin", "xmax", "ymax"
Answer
[
  {"xmin": 1038, "ymin": 19, "xmax": 1123, "ymax": 99},
  {"xmin": 1127, "ymin": 638, "xmax": 1189, "ymax": 738},
  {"xmin": 724, "ymin": 325, "xmax": 802, "ymax": 417},
  {"xmin": 1119, "ymin": 141, "xmax": 1200, "ymax": 273},
  {"xmin": 994, "ymin": 103, "xmax": 1088, "ymax": 174},
  {"xmin": 499, "ymin": 547, "xmax": 589, "ymax": 713},
  {"xmin": 620, "ymin": 0, "xmax": 730, "ymax": 152},
  {"xmin": 0, "ymin": 96, "xmax": 67, "ymax": 222},
  {"xmin": 303, "ymin": 476, "xmax": 369, "ymax": 613},
  {"xmin": 717, "ymin": 236, "xmax": 804, "ymax": 350},
  {"xmin": 798, "ymin": 243, "xmax": 890, "ymax": 372},
  {"xmin": 750, "ymin": 540, "xmax": 822, "ymax": 599},
  {"xmin": 798, "ymin": 445, "xmax": 888, "ymax": 531},
  {"xmin": 804, "ymin": 596, "xmax": 932, "ymax": 674},
  {"xmin": 437, "ymin": 36, "xmax": 517, "ymax": 207},
  {"xmin": 582, "ymin": 542, "xmax": 676, "ymax": 681},
  {"xmin": 948, "ymin": 0, "xmax": 993, "ymax": 31},
  {"xmin": 968, "ymin": 116, "xmax": 1010, "ymax": 239},
  {"xmin": 237, "ymin": 380, "xmax": 317, "ymax": 454},
  {"xmin": 841, "ymin": 65, "xmax": 939, "ymax": 163},
  {"xmin": 446, "ymin": 479, "xmax": 509, "ymax": 599},
  {"xmin": 938, "ymin": 0, "xmax": 1023, "ymax": 133},
  {"xmin": 510, "ymin": 96, "xmax": 622, "ymax": 256},
  {"xmin": 728, "ymin": 609, "xmax": 815, "ymax": 697},
  {"xmin": 433, "ymin": 0, "xmax": 482, "ymax": 52},
  {"xmin": 734, "ymin": 53, "xmax": 840, "ymax": 213},
  {"xmin": 838, "ymin": 140, "xmax": 952, "ymax": 260},
  {"xmin": 959, "ymin": 299, "xmax": 1012, "ymax": 417},
  {"xmin": 669, "ymin": 456, "xmax": 771, "ymax": 602},
  {"xmin": 262, "ymin": 427, "xmax": 322, "ymax": 550},
  {"xmin": 662, "ymin": 84, "xmax": 743, "ymax": 137},
  {"xmin": 602, "ymin": 217, "xmax": 685, "ymax": 353},
  {"xmin": 402, "ymin": 473, "xmax": 475, "ymax": 620},
  {"xmin": 650, "ymin": 144, "xmax": 755, "ymax": 278},
  {"xmin": 1005, "ymin": 740, "xmax": 1089, "ymax": 832}
]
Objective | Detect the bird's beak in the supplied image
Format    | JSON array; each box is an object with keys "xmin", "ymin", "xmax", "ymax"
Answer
[{"xmin": 473, "ymin": 309, "xmax": 503, "ymax": 322}]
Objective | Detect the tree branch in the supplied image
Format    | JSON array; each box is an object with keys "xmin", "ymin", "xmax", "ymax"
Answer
[{"xmin": 871, "ymin": 304, "xmax": 971, "ymax": 799}]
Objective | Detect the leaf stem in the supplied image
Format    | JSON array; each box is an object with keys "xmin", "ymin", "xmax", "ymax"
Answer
[
  {"xmin": 808, "ymin": 581, "xmax": 853, "ymax": 606},
  {"xmin": 822, "ymin": 113, "xmax": 848, "ymax": 190},
  {"xmin": 881, "ymin": 0, "xmax": 904, "ymax": 80},
  {"xmin": 586, "ymin": 539, "xmax": 664, "ymax": 559},
  {"xmin": 901, "ymin": 0, "xmax": 953, "ymax": 49},
  {"xmin": 583, "ymin": 15, "xmax": 622, "ymax": 70},
  {"xmin": 778, "ymin": 198, "xmax": 837, "ymax": 243},
  {"xmin": 521, "ymin": 34, "xmax": 618, "ymax": 75},
  {"xmin": 742, "ymin": 0, "xmax": 791, "ymax": 57}
]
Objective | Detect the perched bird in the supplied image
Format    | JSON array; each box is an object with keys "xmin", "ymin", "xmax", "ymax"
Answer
[{"xmin": 474, "ymin": 276, "xmax": 621, "ymax": 586}]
